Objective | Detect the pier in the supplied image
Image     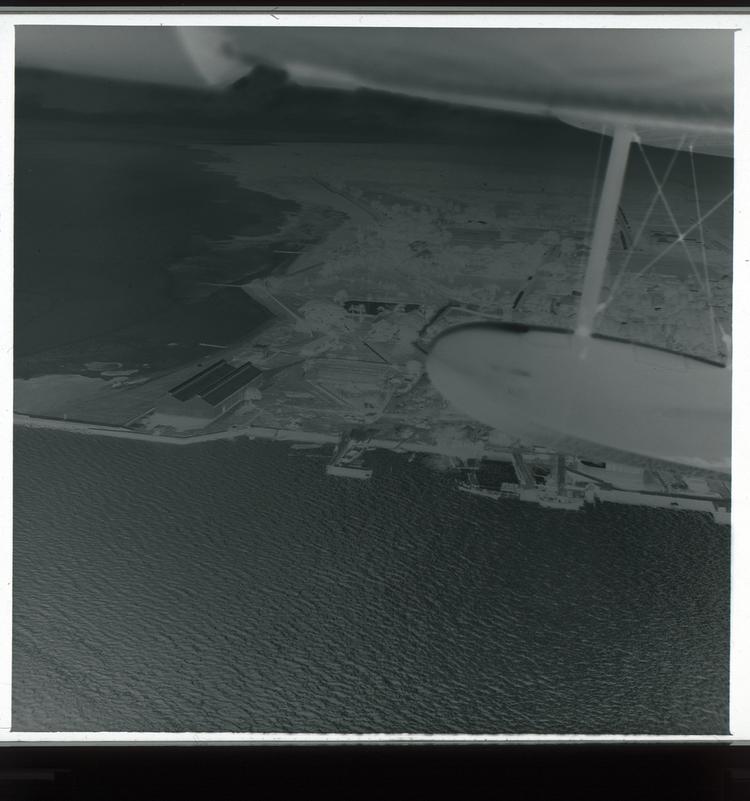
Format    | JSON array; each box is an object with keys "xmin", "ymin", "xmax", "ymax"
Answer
[
  {"xmin": 511, "ymin": 448, "xmax": 536, "ymax": 490},
  {"xmin": 14, "ymin": 412, "xmax": 730, "ymax": 525}
]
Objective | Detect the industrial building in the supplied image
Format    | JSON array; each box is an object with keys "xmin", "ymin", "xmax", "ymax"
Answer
[
  {"xmin": 150, "ymin": 360, "xmax": 262, "ymax": 429},
  {"xmin": 304, "ymin": 357, "xmax": 392, "ymax": 391},
  {"xmin": 300, "ymin": 358, "xmax": 396, "ymax": 423},
  {"xmin": 343, "ymin": 299, "xmax": 424, "ymax": 316}
]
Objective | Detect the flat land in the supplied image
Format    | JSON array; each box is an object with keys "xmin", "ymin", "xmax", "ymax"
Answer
[{"xmin": 14, "ymin": 129, "xmax": 733, "ymax": 480}]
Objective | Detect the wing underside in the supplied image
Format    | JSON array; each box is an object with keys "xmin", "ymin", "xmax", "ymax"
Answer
[
  {"xmin": 186, "ymin": 27, "xmax": 734, "ymax": 156},
  {"xmin": 15, "ymin": 25, "xmax": 734, "ymax": 156}
]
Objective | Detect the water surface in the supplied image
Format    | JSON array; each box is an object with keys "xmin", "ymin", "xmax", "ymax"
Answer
[{"xmin": 13, "ymin": 429, "xmax": 729, "ymax": 733}]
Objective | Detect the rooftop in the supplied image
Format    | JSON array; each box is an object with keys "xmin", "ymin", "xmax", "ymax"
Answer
[
  {"xmin": 169, "ymin": 361, "xmax": 235, "ymax": 402},
  {"xmin": 168, "ymin": 360, "xmax": 262, "ymax": 407}
]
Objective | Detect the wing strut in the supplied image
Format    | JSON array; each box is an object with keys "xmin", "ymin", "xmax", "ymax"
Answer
[{"xmin": 575, "ymin": 128, "xmax": 633, "ymax": 338}]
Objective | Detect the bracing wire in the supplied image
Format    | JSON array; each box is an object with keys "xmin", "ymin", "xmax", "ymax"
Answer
[
  {"xmin": 688, "ymin": 145, "xmax": 722, "ymax": 358},
  {"xmin": 599, "ymin": 136, "xmax": 733, "ymax": 361},
  {"xmin": 627, "ymin": 190, "xmax": 733, "ymax": 283},
  {"xmin": 599, "ymin": 134, "xmax": 685, "ymax": 316},
  {"xmin": 636, "ymin": 141, "xmax": 710, "ymax": 305}
]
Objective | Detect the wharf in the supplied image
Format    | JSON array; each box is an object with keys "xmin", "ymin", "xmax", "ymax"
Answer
[
  {"xmin": 13, "ymin": 413, "xmax": 339, "ymax": 447},
  {"xmin": 459, "ymin": 449, "xmax": 730, "ymax": 525},
  {"xmin": 14, "ymin": 413, "xmax": 730, "ymax": 525},
  {"xmin": 326, "ymin": 432, "xmax": 374, "ymax": 479}
]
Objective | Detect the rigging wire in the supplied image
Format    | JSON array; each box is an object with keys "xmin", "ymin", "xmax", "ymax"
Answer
[
  {"xmin": 599, "ymin": 134, "xmax": 684, "ymax": 316},
  {"xmin": 599, "ymin": 135, "xmax": 733, "ymax": 358},
  {"xmin": 627, "ymin": 191, "xmax": 732, "ymax": 284},
  {"xmin": 636, "ymin": 140, "xmax": 711, "ymax": 308},
  {"xmin": 688, "ymin": 145, "xmax": 722, "ymax": 359}
]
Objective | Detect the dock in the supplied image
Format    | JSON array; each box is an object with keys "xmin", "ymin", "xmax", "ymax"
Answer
[
  {"xmin": 14, "ymin": 413, "xmax": 730, "ymax": 524},
  {"xmin": 326, "ymin": 432, "xmax": 374, "ymax": 479},
  {"xmin": 511, "ymin": 448, "xmax": 536, "ymax": 490}
]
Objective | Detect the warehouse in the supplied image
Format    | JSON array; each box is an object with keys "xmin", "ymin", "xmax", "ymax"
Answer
[{"xmin": 150, "ymin": 360, "xmax": 262, "ymax": 429}]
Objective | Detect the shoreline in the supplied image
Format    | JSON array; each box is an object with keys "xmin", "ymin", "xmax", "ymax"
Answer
[{"xmin": 14, "ymin": 412, "xmax": 730, "ymax": 526}]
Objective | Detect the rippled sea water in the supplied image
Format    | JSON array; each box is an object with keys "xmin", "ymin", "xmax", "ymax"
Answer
[{"xmin": 13, "ymin": 428, "xmax": 729, "ymax": 733}]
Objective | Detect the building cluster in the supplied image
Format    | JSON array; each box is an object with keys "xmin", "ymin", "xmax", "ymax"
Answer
[
  {"xmin": 457, "ymin": 450, "xmax": 730, "ymax": 525},
  {"xmin": 127, "ymin": 164, "xmax": 731, "ymax": 526},
  {"xmin": 145, "ymin": 359, "xmax": 262, "ymax": 431}
]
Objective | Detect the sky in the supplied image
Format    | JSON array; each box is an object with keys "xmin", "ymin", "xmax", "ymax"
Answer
[{"xmin": 15, "ymin": 26, "xmax": 243, "ymax": 89}]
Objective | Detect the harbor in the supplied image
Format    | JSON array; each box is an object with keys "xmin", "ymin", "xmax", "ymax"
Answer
[
  {"xmin": 14, "ymin": 411, "xmax": 731, "ymax": 526},
  {"xmin": 14, "ymin": 86, "xmax": 733, "ymax": 534},
  {"xmin": 11, "ymin": 26, "xmax": 734, "ymax": 738}
]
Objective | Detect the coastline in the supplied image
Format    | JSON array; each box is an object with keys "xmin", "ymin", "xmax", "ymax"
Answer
[{"xmin": 14, "ymin": 412, "xmax": 730, "ymax": 526}]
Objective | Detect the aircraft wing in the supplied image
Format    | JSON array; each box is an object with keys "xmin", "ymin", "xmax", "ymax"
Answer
[
  {"xmin": 16, "ymin": 25, "xmax": 734, "ymax": 157},
  {"xmin": 185, "ymin": 27, "xmax": 733, "ymax": 157}
]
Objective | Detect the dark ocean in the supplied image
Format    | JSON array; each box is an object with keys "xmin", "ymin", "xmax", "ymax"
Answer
[
  {"xmin": 13, "ymin": 429, "xmax": 729, "ymax": 734},
  {"xmin": 14, "ymin": 122, "xmax": 292, "ymax": 379},
  {"xmin": 12, "ymin": 110, "xmax": 730, "ymax": 734}
]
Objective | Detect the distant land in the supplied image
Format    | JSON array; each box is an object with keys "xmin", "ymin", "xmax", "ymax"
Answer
[{"xmin": 16, "ymin": 64, "xmax": 598, "ymax": 145}]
